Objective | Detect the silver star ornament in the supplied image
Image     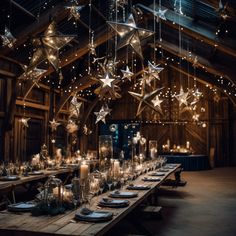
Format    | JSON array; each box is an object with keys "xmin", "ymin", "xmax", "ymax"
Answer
[
  {"xmin": 66, "ymin": 5, "xmax": 84, "ymax": 21},
  {"xmin": 175, "ymin": 87, "xmax": 190, "ymax": 106},
  {"xmin": 107, "ymin": 14, "xmax": 154, "ymax": 59},
  {"xmin": 94, "ymin": 105, "xmax": 112, "ymax": 124},
  {"xmin": 69, "ymin": 95, "xmax": 82, "ymax": 118},
  {"xmin": 121, "ymin": 66, "xmax": 134, "ymax": 81},
  {"xmin": 49, "ymin": 119, "xmax": 60, "ymax": 132},
  {"xmin": 29, "ymin": 22, "xmax": 74, "ymax": 71},
  {"xmin": 19, "ymin": 117, "xmax": 31, "ymax": 128},
  {"xmin": 128, "ymin": 81, "xmax": 163, "ymax": 116},
  {"xmin": 155, "ymin": 9, "xmax": 168, "ymax": 22},
  {"xmin": 1, "ymin": 27, "xmax": 16, "ymax": 48}
]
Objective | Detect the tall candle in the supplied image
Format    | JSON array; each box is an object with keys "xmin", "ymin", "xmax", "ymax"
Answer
[
  {"xmin": 113, "ymin": 160, "xmax": 120, "ymax": 177},
  {"xmin": 167, "ymin": 139, "xmax": 170, "ymax": 149},
  {"xmin": 80, "ymin": 162, "xmax": 89, "ymax": 180},
  {"xmin": 186, "ymin": 141, "xmax": 190, "ymax": 149}
]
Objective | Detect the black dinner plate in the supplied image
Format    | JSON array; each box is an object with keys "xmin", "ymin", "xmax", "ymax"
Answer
[
  {"xmin": 0, "ymin": 175, "xmax": 20, "ymax": 181},
  {"xmin": 98, "ymin": 198, "xmax": 129, "ymax": 208},
  {"xmin": 75, "ymin": 209, "xmax": 113, "ymax": 222},
  {"xmin": 109, "ymin": 191, "xmax": 138, "ymax": 198},
  {"xmin": 8, "ymin": 202, "xmax": 36, "ymax": 212},
  {"xmin": 127, "ymin": 185, "xmax": 151, "ymax": 190}
]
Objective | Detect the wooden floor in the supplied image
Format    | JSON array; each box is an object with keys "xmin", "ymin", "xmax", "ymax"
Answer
[{"xmin": 105, "ymin": 167, "xmax": 236, "ymax": 236}]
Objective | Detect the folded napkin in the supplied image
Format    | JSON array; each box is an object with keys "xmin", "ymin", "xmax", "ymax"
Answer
[
  {"xmin": 80, "ymin": 207, "xmax": 93, "ymax": 215},
  {"xmin": 142, "ymin": 177, "xmax": 161, "ymax": 182}
]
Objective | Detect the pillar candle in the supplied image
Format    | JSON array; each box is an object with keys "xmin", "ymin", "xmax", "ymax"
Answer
[
  {"xmin": 80, "ymin": 161, "xmax": 89, "ymax": 179},
  {"xmin": 113, "ymin": 160, "xmax": 120, "ymax": 177},
  {"xmin": 167, "ymin": 139, "xmax": 170, "ymax": 149},
  {"xmin": 186, "ymin": 141, "xmax": 190, "ymax": 149}
]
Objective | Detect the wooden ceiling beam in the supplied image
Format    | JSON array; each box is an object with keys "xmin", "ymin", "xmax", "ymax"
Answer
[
  {"xmin": 137, "ymin": 3, "xmax": 236, "ymax": 57},
  {"xmin": 0, "ymin": 69, "xmax": 16, "ymax": 77},
  {"xmin": 11, "ymin": 0, "xmax": 36, "ymax": 19},
  {"xmin": 167, "ymin": 63, "xmax": 236, "ymax": 106},
  {"xmin": 150, "ymin": 40, "xmax": 236, "ymax": 85}
]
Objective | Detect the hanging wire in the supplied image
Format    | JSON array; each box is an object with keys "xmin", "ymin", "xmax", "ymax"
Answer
[
  {"xmin": 88, "ymin": 0, "xmax": 92, "ymax": 75},
  {"xmin": 153, "ymin": 0, "xmax": 156, "ymax": 63},
  {"xmin": 114, "ymin": 0, "xmax": 118, "ymax": 62}
]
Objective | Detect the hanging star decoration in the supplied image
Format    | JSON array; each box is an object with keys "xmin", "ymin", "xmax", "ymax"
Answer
[
  {"xmin": 69, "ymin": 94, "xmax": 82, "ymax": 118},
  {"xmin": 0, "ymin": 27, "xmax": 16, "ymax": 48},
  {"xmin": 143, "ymin": 61, "xmax": 164, "ymax": 86},
  {"xmin": 49, "ymin": 119, "xmax": 60, "ymax": 132},
  {"xmin": 19, "ymin": 117, "xmax": 31, "ymax": 128},
  {"xmin": 128, "ymin": 81, "xmax": 164, "ymax": 116},
  {"xmin": 191, "ymin": 88, "xmax": 202, "ymax": 105},
  {"xmin": 121, "ymin": 66, "xmax": 134, "ymax": 81},
  {"xmin": 216, "ymin": 1, "xmax": 229, "ymax": 20},
  {"xmin": 83, "ymin": 124, "xmax": 92, "ymax": 135},
  {"xmin": 100, "ymin": 73, "xmax": 115, "ymax": 87},
  {"xmin": 94, "ymin": 105, "xmax": 112, "ymax": 124},
  {"xmin": 192, "ymin": 113, "xmax": 200, "ymax": 122},
  {"xmin": 66, "ymin": 5, "xmax": 84, "ymax": 21},
  {"xmin": 175, "ymin": 86, "xmax": 190, "ymax": 107},
  {"xmin": 151, "ymin": 95, "xmax": 163, "ymax": 113},
  {"xmin": 66, "ymin": 120, "xmax": 78, "ymax": 133},
  {"xmin": 28, "ymin": 21, "xmax": 74, "ymax": 72},
  {"xmin": 18, "ymin": 65, "xmax": 47, "ymax": 87},
  {"xmin": 154, "ymin": 9, "xmax": 168, "ymax": 22},
  {"xmin": 92, "ymin": 58, "xmax": 121, "ymax": 99},
  {"xmin": 107, "ymin": 14, "xmax": 154, "ymax": 59}
]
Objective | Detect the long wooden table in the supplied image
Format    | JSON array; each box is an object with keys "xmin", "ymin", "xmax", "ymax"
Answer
[
  {"xmin": 0, "ymin": 164, "xmax": 181, "ymax": 236},
  {"xmin": 0, "ymin": 168, "xmax": 77, "ymax": 191}
]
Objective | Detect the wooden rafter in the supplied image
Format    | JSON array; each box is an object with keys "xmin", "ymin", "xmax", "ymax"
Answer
[
  {"xmin": 11, "ymin": 0, "xmax": 36, "ymax": 19},
  {"xmin": 137, "ymin": 3, "xmax": 236, "ymax": 57},
  {"xmin": 149, "ymin": 40, "xmax": 236, "ymax": 85}
]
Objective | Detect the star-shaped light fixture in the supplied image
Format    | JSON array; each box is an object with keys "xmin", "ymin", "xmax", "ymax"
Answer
[
  {"xmin": 19, "ymin": 117, "xmax": 31, "ymax": 128},
  {"xmin": 155, "ymin": 9, "xmax": 168, "ymax": 22},
  {"xmin": 69, "ymin": 95, "xmax": 82, "ymax": 118},
  {"xmin": 100, "ymin": 73, "xmax": 115, "ymax": 87},
  {"xmin": 18, "ymin": 66, "xmax": 47, "ymax": 83},
  {"xmin": 66, "ymin": 5, "xmax": 84, "ymax": 21},
  {"xmin": 121, "ymin": 66, "xmax": 134, "ymax": 81},
  {"xmin": 49, "ymin": 119, "xmax": 60, "ymax": 132},
  {"xmin": 1, "ymin": 27, "xmax": 16, "ymax": 48},
  {"xmin": 175, "ymin": 87, "xmax": 190, "ymax": 106},
  {"xmin": 94, "ymin": 105, "xmax": 112, "ymax": 124},
  {"xmin": 29, "ymin": 21, "xmax": 74, "ymax": 71},
  {"xmin": 107, "ymin": 14, "xmax": 154, "ymax": 59},
  {"xmin": 128, "ymin": 82, "xmax": 164, "ymax": 116},
  {"xmin": 144, "ymin": 61, "xmax": 164, "ymax": 85},
  {"xmin": 192, "ymin": 113, "xmax": 200, "ymax": 122},
  {"xmin": 152, "ymin": 95, "xmax": 163, "ymax": 110}
]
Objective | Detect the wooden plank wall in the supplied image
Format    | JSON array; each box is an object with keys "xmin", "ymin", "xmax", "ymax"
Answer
[{"xmin": 0, "ymin": 67, "xmax": 236, "ymax": 166}]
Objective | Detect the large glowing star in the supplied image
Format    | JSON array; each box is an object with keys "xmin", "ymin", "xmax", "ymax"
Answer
[
  {"xmin": 94, "ymin": 105, "xmax": 112, "ymax": 124},
  {"xmin": 0, "ymin": 27, "xmax": 16, "ymax": 48},
  {"xmin": 29, "ymin": 22, "xmax": 74, "ymax": 71},
  {"xmin": 128, "ymin": 83, "xmax": 163, "ymax": 116},
  {"xmin": 107, "ymin": 14, "xmax": 154, "ymax": 59}
]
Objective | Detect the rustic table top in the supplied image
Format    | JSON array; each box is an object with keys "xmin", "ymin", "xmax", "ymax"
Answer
[{"xmin": 0, "ymin": 164, "xmax": 181, "ymax": 236}]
